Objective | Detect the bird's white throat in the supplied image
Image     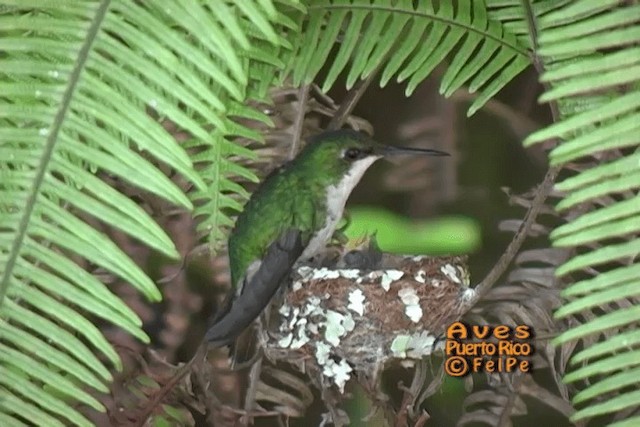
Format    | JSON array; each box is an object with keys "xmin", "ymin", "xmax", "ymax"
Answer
[{"xmin": 301, "ymin": 156, "xmax": 381, "ymax": 259}]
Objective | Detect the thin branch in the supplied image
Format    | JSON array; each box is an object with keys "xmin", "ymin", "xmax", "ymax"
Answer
[
  {"xmin": 327, "ymin": 63, "xmax": 384, "ymax": 131},
  {"xmin": 193, "ymin": 357, "xmax": 220, "ymax": 425},
  {"xmin": 470, "ymin": 164, "xmax": 559, "ymax": 304},
  {"xmin": 497, "ymin": 372, "xmax": 525, "ymax": 427},
  {"xmin": 157, "ymin": 243, "xmax": 209, "ymax": 284},
  {"xmin": 450, "ymin": 91, "xmax": 540, "ymax": 140},
  {"xmin": 289, "ymin": 84, "xmax": 310, "ymax": 159},
  {"xmin": 519, "ymin": 377, "xmax": 575, "ymax": 419},
  {"xmin": 240, "ymin": 356, "xmax": 264, "ymax": 426},
  {"xmin": 136, "ymin": 344, "xmax": 207, "ymax": 427},
  {"xmin": 411, "ymin": 361, "xmax": 445, "ymax": 417},
  {"xmin": 470, "ymin": 0, "xmax": 564, "ymax": 304}
]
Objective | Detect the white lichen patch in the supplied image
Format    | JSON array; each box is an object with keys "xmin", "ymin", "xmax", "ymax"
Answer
[
  {"xmin": 430, "ymin": 279, "xmax": 442, "ymax": 288},
  {"xmin": 338, "ymin": 269, "xmax": 361, "ymax": 279},
  {"xmin": 347, "ymin": 289, "xmax": 366, "ymax": 315},
  {"xmin": 398, "ymin": 287, "xmax": 423, "ymax": 322},
  {"xmin": 390, "ymin": 335, "xmax": 412, "ymax": 358},
  {"xmin": 398, "ymin": 287, "xmax": 420, "ymax": 305},
  {"xmin": 278, "ymin": 304, "xmax": 291, "ymax": 316},
  {"xmin": 440, "ymin": 264, "xmax": 462, "ymax": 284},
  {"xmin": 459, "ymin": 266, "xmax": 471, "ymax": 286},
  {"xmin": 287, "ymin": 307, "xmax": 301, "ymax": 330},
  {"xmin": 342, "ymin": 313, "xmax": 355, "ymax": 332},
  {"xmin": 414, "ymin": 269, "xmax": 427, "ymax": 284},
  {"xmin": 297, "ymin": 266, "xmax": 314, "ymax": 279},
  {"xmin": 290, "ymin": 318, "xmax": 311, "ymax": 349},
  {"xmin": 292, "ymin": 280, "xmax": 303, "ymax": 291},
  {"xmin": 405, "ymin": 305, "xmax": 423, "ymax": 323},
  {"xmin": 387, "ymin": 270, "xmax": 405, "ymax": 281},
  {"xmin": 278, "ymin": 297, "xmax": 325, "ymax": 348},
  {"xmin": 308, "ymin": 322, "xmax": 319, "ymax": 334},
  {"xmin": 390, "ymin": 332, "xmax": 436, "ymax": 359},
  {"xmin": 314, "ymin": 343, "xmax": 353, "ymax": 393},
  {"xmin": 406, "ymin": 332, "xmax": 436, "ymax": 358},
  {"xmin": 381, "ymin": 269, "xmax": 404, "ymax": 291},
  {"xmin": 278, "ymin": 333, "xmax": 293, "ymax": 348},
  {"xmin": 311, "ymin": 267, "xmax": 340, "ymax": 280},
  {"xmin": 461, "ymin": 287, "xmax": 476, "ymax": 302},
  {"xmin": 324, "ymin": 310, "xmax": 349, "ymax": 346},
  {"xmin": 367, "ymin": 271, "xmax": 383, "ymax": 280},
  {"xmin": 301, "ymin": 295, "xmax": 324, "ymax": 317},
  {"xmin": 400, "ymin": 360, "xmax": 416, "ymax": 368},
  {"xmin": 325, "ymin": 359, "xmax": 353, "ymax": 393},
  {"xmin": 315, "ymin": 341, "xmax": 331, "ymax": 365}
]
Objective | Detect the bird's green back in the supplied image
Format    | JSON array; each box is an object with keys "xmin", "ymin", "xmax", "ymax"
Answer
[{"xmin": 227, "ymin": 132, "xmax": 373, "ymax": 287}]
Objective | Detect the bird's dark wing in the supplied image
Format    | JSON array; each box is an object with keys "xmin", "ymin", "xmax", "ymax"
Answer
[{"xmin": 205, "ymin": 229, "xmax": 305, "ymax": 347}]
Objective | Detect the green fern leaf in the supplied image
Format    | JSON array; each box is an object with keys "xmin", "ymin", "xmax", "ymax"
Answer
[
  {"xmin": 0, "ymin": 1, "xmax": 299, "ymax": 424},
  {"xmin": 525, "ymin": 1, "xmax": 640, "ymax": 422},
  {"xmin": 283, "ymin": 0, "xmax": 530, "ymax": 115}
]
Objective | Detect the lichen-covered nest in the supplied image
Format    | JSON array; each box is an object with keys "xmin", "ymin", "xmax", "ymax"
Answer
[{"xmin": 259, "ymin": 249, "xmax": 474, "ymax": 394}]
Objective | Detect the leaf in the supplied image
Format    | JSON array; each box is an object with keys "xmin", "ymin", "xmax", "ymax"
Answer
[
  {"xmin": 525, "ymin": 1, "xmax": 640, "ymax": 422},
  {"xmin": 0, "ymin": 1, "xmax": 298, "ymax": 425},
  {"xmin": 283, "ymin": 0, "xmax": 530, "ymax": 115}
]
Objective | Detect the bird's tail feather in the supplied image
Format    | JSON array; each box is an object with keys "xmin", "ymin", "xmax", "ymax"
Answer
[{"xmin": 204, "ymin": 229, "xmax": 304, "ymax": 347}]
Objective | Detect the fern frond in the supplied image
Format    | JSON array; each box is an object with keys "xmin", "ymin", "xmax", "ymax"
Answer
[
  {"xmin": 524, "ymin": 1, "xmax": 640, "ymax": 423},
  {"xmin": 187, "ymin": 0, "xmax": 303, "ymax": 246},
  {"xmin": 0, "ymin": 0, "xmax": 298, "ymax": 424},
  {"xmin": 283, "ymin": 0, "xmax": 531, "ymax": 115}
]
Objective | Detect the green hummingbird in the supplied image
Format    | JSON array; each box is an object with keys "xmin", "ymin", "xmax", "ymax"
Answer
[{"xmin": 205, "ymin": 129, "xmax": 448, "ymax": 347}]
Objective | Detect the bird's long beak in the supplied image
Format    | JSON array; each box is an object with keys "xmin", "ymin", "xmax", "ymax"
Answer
[{"xmin": 378, "ymin": 145, "xmax": 450, "ymax": 157}]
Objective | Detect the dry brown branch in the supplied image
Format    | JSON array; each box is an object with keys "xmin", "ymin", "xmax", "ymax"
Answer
[{"xmin": 469, "ymin": 164, "xmax": 560, "ymax": 305}]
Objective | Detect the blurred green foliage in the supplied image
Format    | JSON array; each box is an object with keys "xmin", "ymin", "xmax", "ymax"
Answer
[{"xmin": 344, "ymin": 206, "xmax": 481, "ymax": 255}]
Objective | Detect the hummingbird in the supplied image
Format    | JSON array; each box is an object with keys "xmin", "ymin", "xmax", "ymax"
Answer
[{"xmin": 205, "ymin": 129, "xmax": 449, "ymax": 347}]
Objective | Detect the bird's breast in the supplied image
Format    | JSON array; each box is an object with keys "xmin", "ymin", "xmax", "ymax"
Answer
[{"xmin": 300, "ymin": 156, "xmax": 379, "ymax": 259}]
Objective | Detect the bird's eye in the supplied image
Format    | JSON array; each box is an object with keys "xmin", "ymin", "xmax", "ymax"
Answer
[{"xmin": 344, "ymin": 148, "xmax": 361, "ymax": 160}]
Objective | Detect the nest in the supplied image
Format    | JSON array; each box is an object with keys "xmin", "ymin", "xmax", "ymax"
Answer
[{"xmin": 259, "ymin": 248, "xmax": 474, "ymax": 395}]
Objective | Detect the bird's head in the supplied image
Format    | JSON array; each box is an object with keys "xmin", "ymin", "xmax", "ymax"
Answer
[{"xmin": 298, "ymin": 129, "xmax": 449, "ymax": 181}]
